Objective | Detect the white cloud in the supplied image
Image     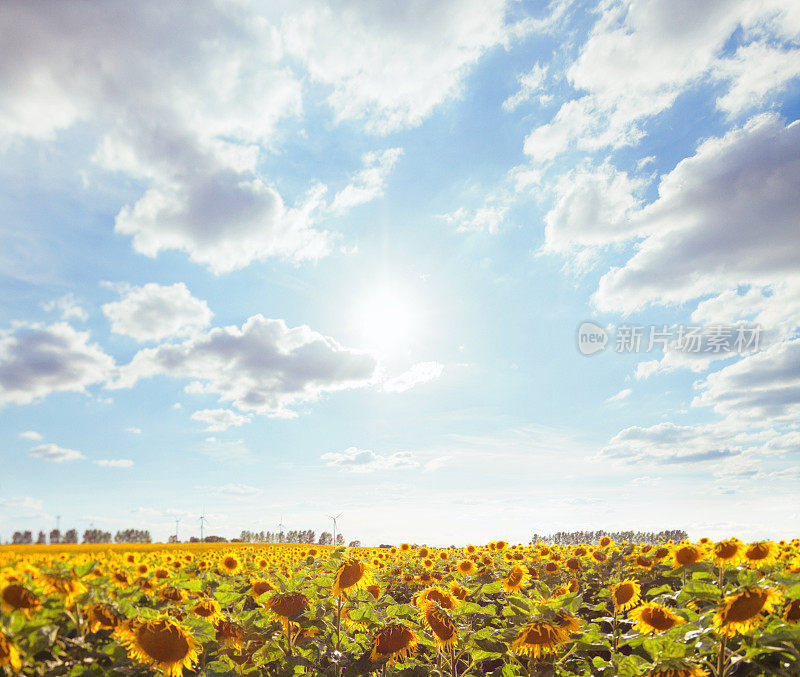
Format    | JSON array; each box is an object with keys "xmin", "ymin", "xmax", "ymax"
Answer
[
  {"xmin": 442, "ymin": 205, "xmax": 509, "ymax": 234},
  {"xmin": 503, "ymin": 63, "xmax": 549, "ymax": 111},
  {"xmin": 283, "ymin": 0, "xmax": 529, "ymax": 134},
  {"xmin": 125, "ymin": 427, "xmax": 141, "ymax": 434},
  {"xmin": 19, "ymin": 430, "xmax": 42, "ymax": 441},
  {"xmin": 190, "ymin": 408, "xmax": 251, "ymax": 432},
  {"xmin": 693, "ymin": 339, "xmax": 800, "ymax": 424},
  {"xmin": 606, "ymin": 388, "xmax": 631, "ymax": 402},
  {"xmin": 213, "ymin": 483, "xmax": 261, "ymax": 497},
  {"xmin": 593, "ymin": 114, "xmax": 800, "ymax": 314},
  {"xmin": 543, "ymin": 162, "xmax": 644, "ymax": 254},
  {"xmin": 321, "ymin": 446, "xmax": 419, "ymax": 473},
  {"xmin": 0, "ymin": 321, "xmax": 114, "ymax": 408},
  {"xmin": 111, "ymin": 315, "xmax": 377, "ymax": 418},
  {"xmin": 94, "ymin": 459, "xmax": 134, "ymax": 468},
  {"xmin": 102, "ymin": 282, "xmax": 213, "ymax": 342},
  {"xmin": 330, "ymin": 148, "xmax": 403, "ymax": 214},
  {"xmin": 0, "ymin": 496, "xmax": 45, "ymax": 516},
  {"xmin": 524, "ymin": 1, "xmax": 800, "ymax": 162},
  {"xmin": 382, "ymin": 362, "xmax": 444, "ymax": 393},
  {"xmin": 41, "ymin": 293, "xmax": 88, "ymax": 322},
  {"xmin": 29, "ymin": 442, "xmax": 85, "ymax": 463},
  {"xmin": 424, "ymin": 455, "xmax": 451, "ymax": 472}
]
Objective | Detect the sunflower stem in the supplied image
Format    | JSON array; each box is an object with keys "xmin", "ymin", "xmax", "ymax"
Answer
[{"xmin": 717, "ymin": 633, "xmax": 727, "ymax": 676}]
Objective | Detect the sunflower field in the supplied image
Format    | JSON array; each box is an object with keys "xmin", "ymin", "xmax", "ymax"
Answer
[{"xmin": 1, "ymin": 538, "xmax": 800, "ymax": 677}]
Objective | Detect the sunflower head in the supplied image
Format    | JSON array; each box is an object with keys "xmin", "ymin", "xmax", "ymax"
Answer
[
  {"xmin": 713, "ymin": 538, "xmax": 743, "ymax": 564},
  {"xmin": 610, "ymin": 580, "xmax": 642, "ymax": 612},
  {"xmin": 419, "ymin": 603, "xmax": 457, "ymax": 651},
  {"xmin": 250, "ymin": 578, "xmax": 274, "ymax": 599},
  {"xmin": 219, "ymin": 554, "xmax": 242, "ymax": 575},
  {"xmin": 1, "ymin": 583, "xmax": 41, "ymax": 617},
  {"xmin": 744, "ymin": 541, "xmax": 779, "ymax": 568},
  {"xmin": 645, "ymin": 660, "xmax": 707, "ymax": 676},
  {"xmin": 215, "ymin": 619, "xmax": 245, "ymax": 648},
  {"xmin": 333, "ymin": 558, "xmax": 371, "ymax": 596},
  {"xmin": 630, "ymin": 603, "xmax": 684, "ymax": 634},
  {"xmin": 117, "ymin": 617, "xmax": 200, "ymax": 677},
  {"xmin": 86, "ymin": 603, "xmax": 121, "ymax": 633},
  {"xmin": 0, "ymin": 632, "xmax": 22, "ymax": 671},
  {"xmin": 510, "ymin": 621, "xmax": 568, "ymax": 658},
  {"xmin": 416, "ymin": 586, "xmax": 458, "ymax": 610},
  {"xmin": 713, "ymin": 586, "xmax": 781, "ymax": 636},
  {"xmin": 456, "ymin": 559, "xmax": 477, "ymax": 576},
  {"xmin": 672, "ymin": 545, "xmax": 704, "ymax": 567},
  {"xmin": 190, "ymin": 598, "xmax": 223, "ymax": 625},
  {"xmin": 503, "ymin": 564, "xmax": 530, "ymax": 593},
  {"xmin": 784, "ymin": 598, "xmax": 800, "ymax": 624},
  {"xmin": 370, "ymin": 623, "xmax": 418, "ymax": 664}
]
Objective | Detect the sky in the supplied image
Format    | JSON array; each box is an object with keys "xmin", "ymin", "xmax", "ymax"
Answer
[{"xmin": 1, "ymin": 0, "xmax": 799, "ymax": 547}]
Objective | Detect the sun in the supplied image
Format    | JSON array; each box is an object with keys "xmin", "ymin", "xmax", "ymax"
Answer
[{"xmin": 357, "ymin": 284, "xmax": 419, "ymax": 354}]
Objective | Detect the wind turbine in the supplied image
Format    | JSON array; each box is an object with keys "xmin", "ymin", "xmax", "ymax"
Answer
[
  {"xmin": 199, "ymin": 508, "xmax": 208, "ymax": 543},
  {"xmin": 327, "ymin": 512, "xmax": 342, "ymax": 546},
  {"xmin": 175, "ymin": 518, "xmax": 180, "ymax": 543},
  {"xmin": 277, "ymin": 516, "xmax": 286, "ymax": 543}
]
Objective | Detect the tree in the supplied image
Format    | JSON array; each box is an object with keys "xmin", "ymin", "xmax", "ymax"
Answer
[
  {"xmin": 318, "ymin": 531, "xmax": 332, "ymax": 545},
  {"xmin": 348, "ymin": 540, "xmax": 361, "ymax": 548},
  {"xmin": 36, "ymin": 531, "xmax": 47, "ymax": 544},
  {"xmin": 83, "ymin": 529, "xmax": 112, "ymax": 544},
  {"xmin": 49, "ymin": 529, "xmax": 61, "ymax": 544},
  {"xmin": 114, "ymin": 529, "xmax": 151, "ymax": 544},
  {"xmin": 336, "ymin": 533, "xmax": 345, "ymax": 546},
  {"xmin": 12, "ymin": 531, "xmax": 32, "ymax": 545},
  {"xmin": 63, "ymin": 529, "xmax": 78, "ymax": 544}
]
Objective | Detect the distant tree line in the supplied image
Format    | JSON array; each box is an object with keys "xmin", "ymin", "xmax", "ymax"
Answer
[{"xmin": 531, "ymin": 529, "xmax": 688, "ymax": 546}]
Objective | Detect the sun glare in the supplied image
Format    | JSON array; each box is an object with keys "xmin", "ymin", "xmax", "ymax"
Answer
[{"xmin": 357, "ymin": 285, "xmax": 419, "ymax": 354}]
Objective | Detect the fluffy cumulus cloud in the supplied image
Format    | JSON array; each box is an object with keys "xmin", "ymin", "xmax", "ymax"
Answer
[
  {"xmin": 102, "ymin": 282, "xmax": 213, "ymax": 342},
  {"xmin": 525, "ymin": 0, "xmax": 800, "ymax": 162},
  {"xmin": 503, "ymin": 63, "xmax": 549, "ymax": 112},
  {"xmin": 0, "ymin": 322, "xmax": 114, "ymax": 408},
  {"xmin": 190, "ymin": 408, "xmax": 251, "ymax": 432},
  {"xmin": 321, "ymin": 446, "xmax": 419, "ymax": 472},
  {"xmin": 382, "ymin": 362, "xmax": 444, "ymax": 393},
  {"xmin": 19, "ymin": 430, "xmax": 42, "ymax": 441},
  {"xmin": 29, "ymin": 443, "xmax": 85, "ymax": 462},
  {"xmin": 594, "ymin": 114, "xmax": 800, "ymax": 313},
  {"xmin": 41, "ymin": 294, "xmax": 88, "ymax": 322},
  {"xmin": 111, "ymin": 315, "xmax": 378, "ymax": 417},
  {"xmin": 283, "ymin": 0, "xmax": 527, "ymax": 133}
]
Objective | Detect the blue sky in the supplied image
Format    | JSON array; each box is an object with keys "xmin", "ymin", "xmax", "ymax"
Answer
[{"xmin": 1, "ymin": 0, "xmax": 799, "ymax": 546}]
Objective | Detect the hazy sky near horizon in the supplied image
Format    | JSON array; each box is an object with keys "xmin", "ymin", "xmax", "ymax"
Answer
[{"xmin": 1, "ymin": 0, "xmax": 799, "ymax": 546}]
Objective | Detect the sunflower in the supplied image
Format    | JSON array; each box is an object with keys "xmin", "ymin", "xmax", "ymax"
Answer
[
  {"xmin": 784, "ymin": 598, "xmax": 800, "ymax": 624},
  {"xmin": 265, "ymin": 592, "xmax": 310, "ymax": 634},
  {"xmin": 250, "ymin": 578, "xmax": 274, "ymax": 599},
  {"xmin": 510, "ymin": 621, "xmax": 568, "ymax": 658},
  {"xmin": 160, "ymin": 586, "xmax": 187, "ymax": 603},
  {"xmin": 611, "ymin": 580, "xmax": 641, "ymax": 612},
  {"xmin": 333, "ymin": 558, "xmax": 371, "ymax": 596},
  {"xmin": 219, "ymin": 554, "xmax": 242, "ymax": 575},
  {"xmin": 672, "ymin": 545, "xmax": 704, "ymax": 567},
  {"xmin": 591, "ymin": 550, "xmax": 608, "ymax": 564},
  {"xmin": 416, "ymin": 586, "xmax": 458, "ymax": 610},
  {"xmin": 86, "ymin": 603, "xmax": 121, "ymax": 633},
  {"xmin": 598, "ymin": 536, "xmax": 614, "ymax": 548},
  {"xmin": 215, "ymin": 619, "xmax": 245, "ymax": 649},
  {"xmin": 552, "ymin": 612, "xmax": 581, "ymax": 634},
  {"xmin": 630, "ymin": 603, "xmax": 685, "ymax": 634},
  {"xmin": 449, "ymin": 582, "xmax": 469, "ymax": 601},
  {"xmin": 635, "ymin": 556, "xmax": 654, "ymax": 571},
  {"xmin": 713, "ymin": 587, "xmax": 781, "ymax": 636},
  {"xmin": 117, "ymin": 617, "xmax": 200, "ymax": 677},
  {"xmin": 44, "ymin": 574, "xmax": 87, "ymax": 607},
  {"xmin": 713, "ymin": 538, "xmax": 743, "ymax": 565},
  {"xmin": 419, "ymin": 603, "xmax": 457, "ymax": 651},
  {"xmin": 370, "ymin": 623, "xmax": 418, "ymax": 663},
  {"xmin": 502, "ymin": 564, "xmax": 530, "ymax": 593},
  {"xmin": 190, "ymin": 598, "xmax": 224, "ymax": 626},
  {"xmin": 743, "ymin": 541, "xmax": 779, "ymax": 568},
  {"xmin": 366, "ymin": 584, "xmax": 381, "ymax": 600},
  {"xmin": 456, "ymin": 559, "xmax": 477, "ymax": 576},
  {"xmin": 1, "ymin": 583, "xmax": 40, "ymax": 617},
  {"xmin": 0, "ymin": 632, "xmax": 22, "ymax": 671},
  {"xmin": 565, "ymin": 557, "xmax": 583, "ymax": 573}
]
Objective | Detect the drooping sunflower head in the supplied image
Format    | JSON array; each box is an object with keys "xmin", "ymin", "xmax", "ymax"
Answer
[
  {"xmin": 0, "ymin": 632, "xmax": 22, "ymax": 671},
  {"xmin": 565, "ymin": 557, "xmax": 583, "ymax": 573},
  {"xmin": 510, "ymin": 621, "xmax": 568, "ymax": 658},
  {"xmin": 420, "ymin": 602, "xmax": 457, "ymax": 651},
  {"xmin": 370, "ymin": 623, "xmax": 418, "ymax": 664},
  {"xmin": 630, "ymin": 603, "xmax": 685, "ymax": 634},
  {"xmin": 672, "ymin": 544, "xmax": 704, "ymax": 568},
  {"xmin": 86, "ymin": 603, "xmax": 121, "ymax": 633},
  {"xmin": 333, "ymin": 558, "xmax": 371, "ymax": 596},
  {"xmin": 743, "ymin": 541, "xmax": 779, "ymax": 568},
  {"xmin": 784, "ymin": 598, "xmax": 800, "ymax": 624},
  {"xmin": 503, "ymin": 564, "xmax": 530, "ymax": 593},
  {"xmin": 610, "ymin": 580, "xmax": 642, "ymax": 612},
  {"xmin": 1, "ymin": 583, "xmax": 41, "ymax": 617},
  {"xmin": 160, "ymin": 586, "xmax": 187, "ymax": 603},
  {"xmin": 416, "ymin": 586, "xmax": 458, "ymax": 610},
  {"xmin": 449, "ymin": 582, "xmax": 469, "ymax": 601},
  {"xmin": 190, "ymin": 598, "xmax": 223, "ymax": 625},
  {"xmin": 713, "ymin": 538, "xmax": 743, "ymax": 564},
  {"xmin": 214, "ymin": 619, "xmax": 245, "ymax": 649},
  {"xmin": 265, "ymin": 592, "xmax": 309, "ymax": 624},
  {"xmin": 713, "ymin": 587, "xmax": 781, "ymax": 636},
  {"xmin": 645, "ymin": 660, "xmax": 707, "ymax": 677},
  {"xmin": 117, "ymin": 617, "xmax": 200, "ymax": 677},
  {"xmin": 552, "ymin": 611, "xmax": 581, "ymax": 634},
  {"xmin": 250, "ymin": 578, "xmax": 274, "ymax": 600}
]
